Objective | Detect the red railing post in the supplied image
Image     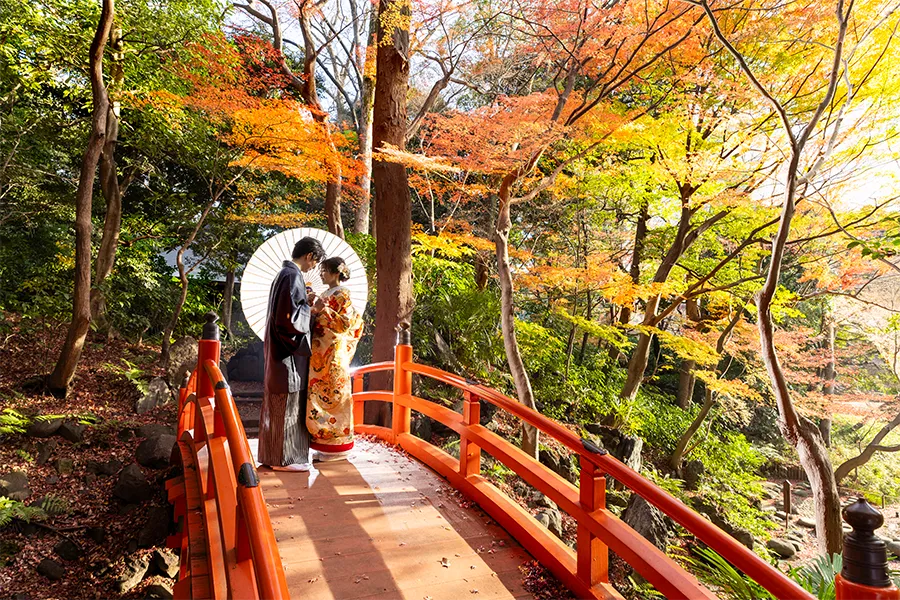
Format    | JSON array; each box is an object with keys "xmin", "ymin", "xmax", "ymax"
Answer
[
  {"xmin": 836, "ymin": 498, "xmax": 900, "ymax": 600},
  {"xmin": 577, "ymin": 456, "xmax": 609, "ymax": 588},
  {"xmin": 352, "ymin": 375, "xmax": 364, "ymax": 430},
  {"xmin": 392, "ymin": 323, "xmax": 413, "ymax": 443},
  {"xmin": 197, "ymin": 313, "xmax": 221, "ymax": 400},
  {"xmin": 460, "ymin": 391, "xmax": 481, "ymax": 477}
]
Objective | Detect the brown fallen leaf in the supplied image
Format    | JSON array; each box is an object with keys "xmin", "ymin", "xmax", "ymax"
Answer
[{"xmin": 440, "ymin": 557, "xmax": 451, "ymax": 568}]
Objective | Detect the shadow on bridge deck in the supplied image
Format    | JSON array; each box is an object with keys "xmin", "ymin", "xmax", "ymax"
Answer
[{"xmin": 248, "ymin": 437, "xmax": 537, "ymax": 600}]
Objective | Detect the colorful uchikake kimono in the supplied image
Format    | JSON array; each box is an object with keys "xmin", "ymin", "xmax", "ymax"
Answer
[{"xmin": 306, "ymin": 286, "xmax": 364, "ymax": 455}]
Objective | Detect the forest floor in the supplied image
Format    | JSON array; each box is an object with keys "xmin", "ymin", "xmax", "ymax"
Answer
[{"xmin": 0, "ymin": 314, "xmax": 178, "ymax": 599}]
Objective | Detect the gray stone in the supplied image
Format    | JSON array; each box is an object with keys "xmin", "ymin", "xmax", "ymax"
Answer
[
  {"xmin": 614, "ymin": 435, "xmax": 643, "ymax": 473},
  {"xmin": 886, "ymin": 541, "xmax": 900, "ymax": 558},
  {"xmin": 37, "ymin": 558, "xmax": 65, "ymax": 581},
  {"xmin": 36, "ymin": 439, "xmax": 57, "ymax": 465},
  {"xmin": 136, "ymin": 435, "xmax": 176, "ymax": 470},
  {"xmin": 145, "ymin": 581, "xmax": 175, "ymax": 599},
  {"xmin": 137, "ymin": 506, "xmax": 170, "ymax": 548},
  {"xmin": 83, "ymin": 473, "xmax": 97, "ymax": 486},
  {"xmin": 166, "ymin": 336, "xmax": 198, "ymax": 388},
  {"xmin": 100, "ymin": 458, "xmax": 123, "ymax": 477},
  {"xmin": 88, "ymin": 526, "xmax": 106, "ymax": 545},
  {"xmin": 113, "ymin": 463, "xmax": 152, "ymax": 504},
  {"xmin": 623, "ymin": 494, "xmax": 671, "ymax": 551},
  {"xmin": 774, "ymin": 510, "xmax": 787, "ymax": 521},
  {"xmin": 538, "ymin": 450, "xmax": 560, "ymax": 475},
  {"xmin": 117, "ymin": 553, "xmax": 151, "ymax": 594},
  {"xmin": 730, "ymin": 528, "xmax": 754, "ymax": 550},
  {"xmin": 683, "ymin": 460, "xmax": 705, "ymax": 490},
  {"xmin": 54, "ymin": 540, "xmax": 80, "ymax": 562},
  {"xmin": 534, "ymin": 508, "xmax": 564, "ymax": 539},
  {"xmin": 766, "ymin": 538, "xmax": 796, "ymax": 559},
  {"xmin": 530, "ymin": 491, "xmax": 558, "ymax": 511},
  {"xmin": 135, "ymin": 378, "xmax": 171, "ymax": 414},
  {"xmin": 411, "ymin": 414, "xmax": 432, "ymax": 442},
  {"xmin": 153, "ymin": 548, "xmax": 179, "ymax": 579},
  {"xmin": 57, "ymin": 421, "xmax": 86, "ymax": 444},
  {"xmin": 136, "ymin": 424, "xmax": 175, "ymax": 439},
  {"xmin": 46, "ymin": 475, "xmax": 59, "ymax": 485},
  {"xmin": 53, "ymin": 458, "xmax": 74, "ymax": 476},
  {"xmin": 26, "ymin": 418, "xmax": 62, "ymax": 438},
  {"xmin": 0, "ymin": 471, "xmax": 30, "ymax": 501},
  {"xmin": 797, "ymin": 517, "xmax": 816, "ymax": 528}
]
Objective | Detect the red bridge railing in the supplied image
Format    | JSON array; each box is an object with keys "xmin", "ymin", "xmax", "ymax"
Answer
[
  {"xmin": 352, "ymin": 330, "xmax": 900, "ymax": 600},
  {"xmin": 167, "ymin": 313, "xmax": 288, "ymax": 600}
]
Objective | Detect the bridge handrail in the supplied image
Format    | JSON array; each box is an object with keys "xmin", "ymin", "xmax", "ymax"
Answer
[
  {"xmin": 404, "ymin": 361, "xmax": 811, "ymax": 600},
  {"xmin": 353, "ymin": 343, "xmax": 813, "ymax": 600},
  {"xmin": 169, "ymin": 314, "xmax": 289, "ymax": 600}
]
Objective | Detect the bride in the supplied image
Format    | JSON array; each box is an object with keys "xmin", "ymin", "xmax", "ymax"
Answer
[{"xmin": 307, "ymin": 257, "xmax": 364, "ymax": 461}]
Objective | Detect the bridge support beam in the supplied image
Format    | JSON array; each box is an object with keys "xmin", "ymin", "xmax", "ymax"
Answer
[{"xmin": 460, "ymin": 391, "xmax": 482, "ymax": 477}]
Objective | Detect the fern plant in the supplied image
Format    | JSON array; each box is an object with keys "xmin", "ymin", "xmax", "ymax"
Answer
[
  {"xmin": 40, "ymin": 494, "xmax": 69, "ymax": 517},
  {"xmin": 0, "ymin": 496, "xmax": 46, "ymax": 529},
  {"xmin": 787, "ymin": 554, "xmax": 840, "ymax": 600},
  {"xmin": 0, "ymin": 408, "xmax": 31, "ymax": 435}
]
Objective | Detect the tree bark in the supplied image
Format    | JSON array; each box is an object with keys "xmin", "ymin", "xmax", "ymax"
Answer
[
  {"xmin": 91, "ymin": 25, "xmax": 128, "ymax": 332},
  {"xmin": 618, "ymin": 201, "xmax": 649, "ymax": 327},
  {"xmin": 820, "ymin": 310, "xmax": 836, "ymax": 447},
  {"xmin": 671, "ymin": 388, "xmax": 715, "ymax": 472},
  {"xmin": 47, "ymin": 0, "xmax": 115, "ymax": 396},
  {"xmin": 160, "ymin": 197, "xmax": 217, "ymax": 363},
  {"xmin": 222, "ymin": 266, "xmax": 236, "ymax": 336},
  {"xmin": 677, "ymin": 359, "xmax": 696, "ymax": 409},
  {"xmin": 353, "ymin": 6, "xmax": 377, "ymax": 234},
  {"xmin": 496, "ymin": 174, "xmax": 539, "ymax": 458},
  {"xmin": 369, "ymin": 0, "xmax": 414, "ymax": 426}
]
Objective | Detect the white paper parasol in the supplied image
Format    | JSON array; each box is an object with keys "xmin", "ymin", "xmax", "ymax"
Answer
[{"xmin": 240, "ymin": 228, "xmax": 368, "ymax": 341}]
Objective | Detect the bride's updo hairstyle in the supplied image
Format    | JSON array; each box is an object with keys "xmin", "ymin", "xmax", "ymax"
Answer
[{"xmin": 320, "ymin": 257, "xmax": 350, "ymax": 282}]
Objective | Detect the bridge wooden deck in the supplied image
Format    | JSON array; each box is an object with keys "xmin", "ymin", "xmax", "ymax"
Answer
[{"xmin": 250, "ymin": 437, "xmax": 538, "ymax": 600}]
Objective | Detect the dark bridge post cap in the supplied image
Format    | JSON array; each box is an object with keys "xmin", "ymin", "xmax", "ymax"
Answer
[
  {"xmin": 202, "ymin": 312, "xmax": 220, "ymax": 341},
  {"xmin": 396, "ymin": 321, "xmax": 411, "ymax": 346},
  {"xmin": 841, "ymin": 497, "xmax": 891, "ymax": 588}
]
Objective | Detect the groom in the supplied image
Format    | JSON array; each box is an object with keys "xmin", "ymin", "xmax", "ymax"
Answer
[{"xmin": 259, "ymin": 236, "xmax": 325, "ymax": 471}]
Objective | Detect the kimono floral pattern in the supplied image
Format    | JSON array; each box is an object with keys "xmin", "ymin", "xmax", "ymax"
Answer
[{"xmin": 306, "ymin": 287, "xmax": 364, "ymax": 449}]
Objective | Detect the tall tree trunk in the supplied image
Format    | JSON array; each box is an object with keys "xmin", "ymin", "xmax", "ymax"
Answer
[
  {"xmin": 820, "ymin": 309, "xmax": 836, "ymax": 447},
  {"xmin": 618, "ymin": 201, "xmax": 649, "ymax": 327},
  {"xmin": 671, "ymin": 388, "xmax": 715, "ymax": 472},
  {"xmin": 369, "ymin": 0, "xmax": 414, "ymax": 426},
  {"xmin": 47, "ymin": 0, "xmax": 115, "ymax": 396},
  {"xmin": 160, "ymin": 197, "xmax": 217, "ymax": 363},
  {"xmin": 701, "ymin": 0, "xmax": 851, "ymax": 555},
  {"xmin": 352, "ymin": 6, "xmax": 377, "ymax": 234},
  {"xmin": 496, "ymin": 174, "xmax": 539, "ymax": 458},
  {"xmin": 758, "ymin": 159, "xmax": 843, "ymax": 555},
  {"xmin": 91, "ymin": 24, "xmax": 126, "ymax": 332},
  {"xmin": 222, "ymin": 266, "xmax": 236, "ymax": 336},
  {"xmin": 677, "ymin": 360, "xmax": 696, "ymax": 409},
  {"xmin": 620, "ymin": 202, "xmax": 695, "ymax": 400},
  {"xmin": 677, "ymin": 297, "xmax": 702, "ymax": 408},
  {"xmin": 579, "ymin": 290, "xmax": 592, "ymax": 365}
]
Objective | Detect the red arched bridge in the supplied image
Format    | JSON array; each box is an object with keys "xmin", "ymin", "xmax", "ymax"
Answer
[{"xmin": 165, "ymin": 315, "xmax": 898, "ymax": 599}]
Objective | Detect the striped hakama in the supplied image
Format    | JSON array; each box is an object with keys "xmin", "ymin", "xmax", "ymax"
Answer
[{"xmin": 258, "ymin": 390, "xmax": 310, "ymax": 466}]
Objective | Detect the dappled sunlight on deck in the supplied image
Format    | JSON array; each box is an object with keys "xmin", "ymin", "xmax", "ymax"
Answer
[{"xmin": 254, "ymin": 437, "xmax": 535, "ymax": 600}]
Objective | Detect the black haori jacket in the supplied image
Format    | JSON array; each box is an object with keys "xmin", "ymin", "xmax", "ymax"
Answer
[{"xmin": 264, "ymin": 260, "xmax": 312, "ymax": 394}]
